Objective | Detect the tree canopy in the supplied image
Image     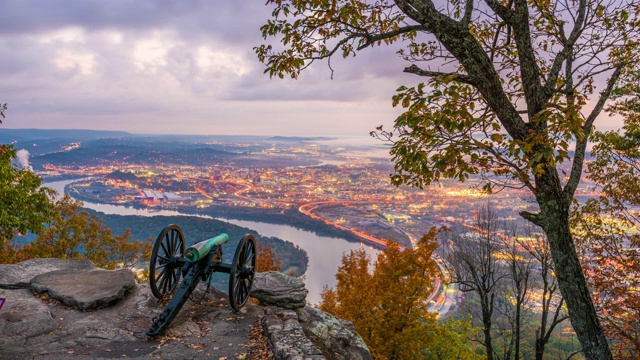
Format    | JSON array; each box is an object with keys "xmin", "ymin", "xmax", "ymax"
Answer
[
  {"xmin": 572, "ymin": 69, "xmax": 640, "ymax": 357},
  {"xmin": 257, "ymin": 1, "xmax": 640, "ymax": 358},
  {"xmin": 0, "ymin": 104, "xmax": 54, "ymax": 257},
  {"xmin": 0, "ymin": 107, "xmax": 151, "ymax": 270},
  {"xmin": 319, "ymin": 228, "xmax": 480, "ymax": 359},
  {"xmin": 16, "ymin": 195, "xmax": 151, "ymax": 270},
  {"xmin": 0, "ymin": 144, "xmax": 54, "ymax": 256},
  {"xmin": 255, "ymin": 242, "xmax": 282, "ymax": 273}
]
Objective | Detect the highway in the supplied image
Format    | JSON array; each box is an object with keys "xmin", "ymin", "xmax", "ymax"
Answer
[
  {"xmin": 298, "ymin": 201, "xmax": 392, "ymax": 248},
  {"xmin": 296, "ymin": 200, "xmax": 459, "ymax": 316}
]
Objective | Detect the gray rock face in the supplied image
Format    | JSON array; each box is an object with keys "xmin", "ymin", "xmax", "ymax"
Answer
[
  {"xmin": 0, "ymin": 281, "xmax": 260, "ymax": 360},
  {"xmin": 260, "ymin": 305, "xmax": 372, "ymax": 360},
  {"xmin": 251, "ymin": 271, "xmax": 309, "ymax": 309},
  {"xmin": 31, "ymin": 268, "xmax": 137, "ymax": 310},
  {"xmin": 262, "ymin": 307, "xmax": 325, "ymax": 360},
  {"xmin": 297, "ymin": 306, "xmax": 372, "ymax": 360},
  {"xmin": 0, "ymin": 260, "xmax": 372, "ymax": 360},
  {"xmin": 0, "ymin": 288, "xmax": 59, "ymax": 349},
  {"xmin": 0, "ymin": 258, "xmax": 94, "ymax": 289}
]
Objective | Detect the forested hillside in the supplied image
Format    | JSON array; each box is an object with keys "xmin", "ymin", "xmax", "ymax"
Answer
[{"xmin": 86, "ymin": 210, "xmax": 308, "ymax": 276}]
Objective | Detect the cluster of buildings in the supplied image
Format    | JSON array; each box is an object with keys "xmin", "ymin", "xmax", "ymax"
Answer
[{"xmin": 65, "ymin": 152, "xmax": 546, "ymax": 248}]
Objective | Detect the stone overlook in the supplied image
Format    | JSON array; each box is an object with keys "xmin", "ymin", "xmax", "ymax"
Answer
[{"xmin": 0, "ymin": 259, "xmax": 371, "ymax": 360}]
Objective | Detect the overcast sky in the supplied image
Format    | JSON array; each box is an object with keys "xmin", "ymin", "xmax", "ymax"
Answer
[
  {"xmin": 0, "ymin": 0, "xmax": 420, "ymax": 137},
  {"xmin": 0, "ymin": 1, "xmax": 624, "ymax": 138}
]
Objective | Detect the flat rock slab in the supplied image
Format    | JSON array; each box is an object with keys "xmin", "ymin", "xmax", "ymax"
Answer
[
  {"xmin": 0, "ymin": 258, "xmax": 94, "ymax": 289},
  {"xmin": 31, "ymin": 268, "xmax": 136, "ymax": 310},
  {"xmin": 0, "ymin": 263, "xmax": 371, "ymax": 360},
  {"xmin": 251, "ymin": 271, "xmax": 309, "ymax": 309},
  {"xmin": 0, "ymin": 288, "xmax": 58, "ymax": 349}
]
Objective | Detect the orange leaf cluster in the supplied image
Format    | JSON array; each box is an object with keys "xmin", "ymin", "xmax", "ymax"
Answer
[{"xmin": 319, "ymin": 227, "xmax": 478, "ymax": 359}]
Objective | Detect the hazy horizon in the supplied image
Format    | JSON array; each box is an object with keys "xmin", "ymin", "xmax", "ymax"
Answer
[{"xmin": 0, "ymin": 1, "xmax": 624, "ymax": 138}]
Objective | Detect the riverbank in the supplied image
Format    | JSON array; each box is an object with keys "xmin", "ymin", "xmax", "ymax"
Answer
[
  {"xmin": 86, "ymin": 209, "xmax": 310, "ymax": 279},
  {"xmin": 45, "ymin": 178, "xmax": 380, "ymax": 304},
  {"xmin": 65, "ymin": 179, "xmax": 395, "ymax": 249}
]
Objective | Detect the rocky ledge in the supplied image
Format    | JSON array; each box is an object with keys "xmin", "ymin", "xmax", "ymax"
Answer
[{"xmin": 0, "ymin": 259, "xmax": 370, "ymax": 360}]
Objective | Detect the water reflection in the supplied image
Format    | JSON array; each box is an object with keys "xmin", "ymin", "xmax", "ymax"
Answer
[
  {"xmin": 44, "ymin": 178, "xmax": 378, "ymax": 304},
  {"xmin": 217, "ymin": 219, "xmax": 379, "ymax": 305}
]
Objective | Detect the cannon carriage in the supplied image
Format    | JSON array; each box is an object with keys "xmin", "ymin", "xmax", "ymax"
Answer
[{"xmin": 146, "ymin": 224, "xmax": 256, "ymax": 336}]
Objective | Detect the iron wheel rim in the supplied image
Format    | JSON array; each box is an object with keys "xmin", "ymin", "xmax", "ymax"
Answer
[
  {"xmin": 149, "ymin": 224, "xmax": 185, "ymax": 299},
  {"xmin": 229, "ymin": 234, "xmax": 256, "ymax": 311}
]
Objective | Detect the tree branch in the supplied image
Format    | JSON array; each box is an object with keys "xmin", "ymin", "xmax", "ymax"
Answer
[
  {"xmin": 563, "ymin": 64, "xmax": 623, "ymax": 199},
  {"xmin": 484, "ymin": 0, "xmax": 513, "ymax": 22},
  {"xmin": 356, "ymin": 25, "xmax": 424, "ymax": 50},
  {"xmin": 470, "ymin": 138, "xmax": 536, "ymax": 191},
  {"xmin": 544, "ymin": 0, "xmax": 587, "ymax": 97},
  {"xmin": 519, "ymin": 211, "xmax": 544, "ymax": 227},
  {"xmin": 461, "ymin": 0, "xmax": 474, "ymax": 27},
  {"xmin": 511, "ymin": 0, "xmax": 546, "ymax": 117},
  {"xmin": 545, "ymin": 298, "xmax": 569, "ymax": 344},
  {"xmin": 394, "ymin": 0, "xmax": 528, "ymax": 141},
  {"xmin": 403, "ymin": 64, "xmax": 476, "ymax": 85},
  {"xmin": 566, "ymin": 350, "xmax": 584, "ymax": 360}
]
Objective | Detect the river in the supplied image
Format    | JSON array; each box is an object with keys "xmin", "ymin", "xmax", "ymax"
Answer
[{"xmin": 44, "ymin": 178, "xmax": 379, "ymax": 304}]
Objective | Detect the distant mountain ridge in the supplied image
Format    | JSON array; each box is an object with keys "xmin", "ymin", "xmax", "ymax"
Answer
[
  {"xmin": 1, "ymin": 129, "xmax": 341, "ymax": 144},
  {"xmin": 265, "ymin": 136, "xmax": 337, "ymax": 142},
  {"xmin": 0, "ymin": 130, "xmax": 278, "ymax": 170},
  {"xmin": 0, "ymin": 129, "xmax": 131, "ymax": 140}
]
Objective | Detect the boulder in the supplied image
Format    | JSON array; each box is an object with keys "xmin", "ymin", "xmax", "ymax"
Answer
[
  {"xmin": 0, "ymin": 258, "xmax": 94, "ymax": 289},
  {"xmin": 297, "ymin": 306, "xmax": 371, "ymax": 360},
  {"xmin": 251, "ymin": 271, "xmax": 308, "ymax": 309},
  {"xmin": 31, "ymin": 268, "xmax": 136, "ymax": 310}
]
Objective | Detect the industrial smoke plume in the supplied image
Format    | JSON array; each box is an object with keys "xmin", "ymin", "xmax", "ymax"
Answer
[{"xmin": 16, "ymin": 149, "xmax": 32, "ymax": 170}]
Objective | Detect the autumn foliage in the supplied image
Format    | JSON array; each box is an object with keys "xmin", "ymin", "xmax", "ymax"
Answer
[
  {"xmin": 0, "ymin": 144, "xmax": 54, "ymax": 258},
  {"xmin": 319, "ymin": 228, "xmax": 478, "ymax": 360},
  {"xmin": 0, "ymin": 143, "xmax": 151, "ymax": 269},
  {"xmin": 257, "ymin": 1, "xmax": 640, "ymax": 357},
  {"xmin": 12, "ymin": 195, "xmax": 152, "ymax": 269},
  {"xmin": 572, "ymin": 71, "xmax": 640, "ymax": 358},
  {"xmin": 573, "ymin": 201, "xmax": 640, "ymax": 359},
  {"xmin": 256, "ymin": 242, "xmax": 282, "ymax": 273}
]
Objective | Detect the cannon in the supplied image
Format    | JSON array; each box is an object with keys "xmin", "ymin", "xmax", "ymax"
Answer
[{"xmin": 146, "ymin": 224, "xmax": 256, "ymax": 336}]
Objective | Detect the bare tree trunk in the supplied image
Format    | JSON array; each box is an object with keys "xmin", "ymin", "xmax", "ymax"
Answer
[
  {"xmin": 522, "ymin": 229, "xmax": 569, "ymax": 360},
  {"xmin": 509, "ymin": 237, "xmax": 530, "ymax": 360},
  {"xmin": 513, "ymin": 279, "xmax": 523, "ymax": 360},
  {"xmin": 450, "ymin": 204, "xmax": 503, "ymax": 360},
  {"xmin": 482, "ymin": 292, "xmax": 495, "ymax": 360}
]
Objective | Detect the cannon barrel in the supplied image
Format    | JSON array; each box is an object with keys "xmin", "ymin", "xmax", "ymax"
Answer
[
  {"xmin": 184, "ymin": 233, "xmax": 229, "ymax": 262},
  {"xmin": 147, "ymin": 226, "xmax": 256, "ymax": 336}
]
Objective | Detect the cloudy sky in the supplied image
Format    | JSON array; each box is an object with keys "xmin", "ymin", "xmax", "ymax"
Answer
[
  {"xmin": 0, "ymin": 1, "xmax": 420, "ymax": 137},
  {"xmin": 0, "ymin": 1, "xmax": 625, "ymax": 138}
]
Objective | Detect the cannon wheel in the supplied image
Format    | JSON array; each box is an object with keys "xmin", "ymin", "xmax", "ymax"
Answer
[
  {"xmin": 150, "ymin": 224, "xmax": 186, "ymax": 299},
  {"xmin": 229, "ymin": 234, "xmax": 256, "ymax": 311}
]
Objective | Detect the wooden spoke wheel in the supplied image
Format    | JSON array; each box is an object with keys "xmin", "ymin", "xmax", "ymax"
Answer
[
  {"xmin": 149, "ymin": 224, "xmax": 185, "ymax": 299},
  {"xmin": 229, "ymin": 234, "xmax": 256, "ymax": 311}
]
